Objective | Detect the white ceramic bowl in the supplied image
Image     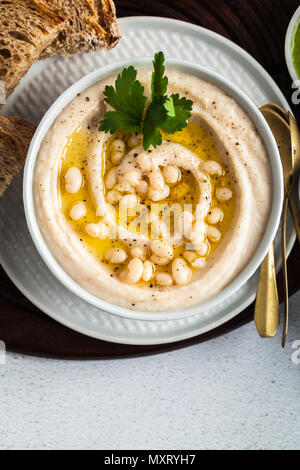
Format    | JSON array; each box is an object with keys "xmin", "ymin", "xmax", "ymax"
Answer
[
  {"xmin": 23, "ymin": 57, "xmax": 283, "ymax": 322},
  {"xmin": 285, "ymin": 6, "xmax": 300, "ymax": 83}
]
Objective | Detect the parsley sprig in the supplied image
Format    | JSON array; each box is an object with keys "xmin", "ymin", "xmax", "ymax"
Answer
[{"xmin": 99, "ymin": 52, "xmax": 193, "ymax": 150}]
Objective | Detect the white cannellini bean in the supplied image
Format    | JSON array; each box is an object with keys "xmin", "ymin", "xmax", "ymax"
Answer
[
  {"xmin": 194, "ymin": 241, "xmax": 209, "ymax": 257},
  {"xmin": 114, "ymin": 181, "xmax": 135, "ymax": 193},
  {"xmin": 105, "ymin": 167, "xmax": 117, "ymax": 190},
  {"xmin": 188, "ymin": 220, "xmax": 207, "ymax": 244},
  {"xmin": 69, "ymin": 201, "xmax": 86, "ymax": 220},
  {"xmin": 85, "ymin": 223, "xmax": 100, "ymax": 238},
  {"xmin": 126, "ymin": 258, "xmax": 144, "ymax": 283},
  {"xmin": 162, "ymin": 165, "xmax": 181, "ymax": 184},
  {"xmin": 142, "ymin": 260, "xmax": 154, "ymax": 282},
  {"xmin": 111, "ymin": 138, "xmax": 125, "ymax": 153},
  {"xmin": 150, "ymin": 254, "xmax": 171, "ymax": 266},
  {"xmin": 136, "ymin": 180, "xmax": 148, "ymax": 194},
  {"xmin": 128, "ymin": 133, "xmax": 142, "ymax": 149},
  {"xmin": 193, "ymin": 220, "xmax": 207, "ymax": 233},
  {"xmin": 148, "ymin": 184, "xmax": 170, "ymax": 201},
  {"xmin": 106, "ymin": 189, "xmax": 121, "ymax": 205},
  {"xmin": 105, "ymin": 248, "xmax": 127, "ymax": 264},
  {"xmin": 111, "ymin": 151, "xmax": 124, "ymax": 165},
  {"xmin": 64, "ymin": 167, "xmax": 82, "ymax": 194},
  {"xmin": 155, "ymin": 272, "xmax": 173, "ymax": 287},
  {"xmin": 123, "ymin": 170, "xmax": 141, "ymax": 186},
  {"xmin": 172, "ymin": 258, "xmax": 191, "ymax": 285},
  {"xmin": 137, "ymin": 153, "xmax": 152, "ymax": 172},
  {"xmin": 203, "ymin": 160, "xmax": 223, "ymax": 176},
  {"xmin": 98, "ymin": 221, "xmax": 109, "ymax": 239},
  {"xmin": 149, "ymin": 169, "xmax": 165, "ymax": 190},
  {"xmin": 207, "ymin": 225, "xmax": 221, "ymax": 242},
  {"xmin": 130, "ymin": 246, "xmax": 145, "ymax": 258},
  {"xmin": 119, "ymin": 194, "xmax": 138, "ymax": 209},
  {"xmin": 150, "ymin": 240, "xmax": 173, "ymax": 259},
  {"xmin": 206, "ymin": 207, "xmax": 224, "ymax": 224},
  {"xmin": 192, "ymin": 257, "xmax": 206, "ymax": 269},
  {"xmin": 215, "ymin": 187, "xmax": 233, "ymax": 201},
  {"xmin": 183, "ymin": 250, "xmax": 197, "ymax": 264}
]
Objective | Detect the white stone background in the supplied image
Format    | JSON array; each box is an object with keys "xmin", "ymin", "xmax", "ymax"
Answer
[{"xmin": 0, "ymin": 292, "xmax": 299, "ymax": 450}]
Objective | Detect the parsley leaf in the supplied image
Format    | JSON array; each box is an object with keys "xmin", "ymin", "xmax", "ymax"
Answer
[
  {"xmin": 98, "ymin": 52, "xmax": 194, "ymax": 149},
  {"xmin": 151, "ymin": 51, "xmax": 168, "ymax": 97},
  {"xmin": 163, "ymin": 96, "xmax": 175, "ymax": 117},
  {"xmin": 99, "ymin": 66, "xmax": 147, "ymax": 134},
  {"xmin": 143, "ymin": 94, "xmax": 193, "ymax": 149},
  {"xmin": 160, "ymin": 94, "xmax": 193, "ymax": 134},
  {"xmin": 143, "ymin": 96, "xmax": 167, "ymax": 150}
]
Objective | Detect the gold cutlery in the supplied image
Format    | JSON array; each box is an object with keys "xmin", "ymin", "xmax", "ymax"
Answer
[
  {"xmin": 289, "ymin": 112, "xmax": 300, "ymax": 175},
  {"xmin": 261, "ymin": 103, "xmax": 300, "ymax": 243},
  {"xmin": 260, "ymin": 105, "xmax": 300, "ymax": 346},
  {"xmin": 254, "ymin": 243, "xmax": 279, "ymax": 337},
  {"xmin": 260, "ymin": 103, "xmax": 289, "ymax": 123},
  {"xmin": 254, "ymin": 107, "xmax": 281, "ymax": 338},
  {"xmin": 261, "ymin": 106, "xmax": 294, "ymax": 347},
  {"xmin": 288, "ymin": 112, "xmax": 300, "ymax": 242},
  {"xmin": 260, "ymin": 103, "xmax": 289, "ymax": 122},
  {"xmin": 280, "ymin": 113, "xmax": 295, "ymax": 347}
]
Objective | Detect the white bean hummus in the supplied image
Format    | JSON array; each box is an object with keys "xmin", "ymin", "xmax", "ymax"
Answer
[{"xmin": 34, "ymin": 70, "xmax": 272, "ymax": 311}]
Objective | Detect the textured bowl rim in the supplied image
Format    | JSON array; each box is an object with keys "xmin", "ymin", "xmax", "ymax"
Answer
[
  {"xmin": 285, "ymin": 6, "xmax": 300, "ymax": 83},
  {"xmin": 23, "ymin": 56, "xmax": 283, "ymax": 322}
]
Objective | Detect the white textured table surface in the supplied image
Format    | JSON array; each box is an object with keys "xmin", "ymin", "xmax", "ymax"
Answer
[{"xmin": 1, "ymin": 292, "xmax": 300, "ymax": 450}]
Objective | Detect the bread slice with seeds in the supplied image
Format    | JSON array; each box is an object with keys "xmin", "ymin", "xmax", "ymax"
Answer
[
  {"xmin": 41, "ymin": 0, "xmax": 121, "ymax": 58},
  {"xmin": 0, "ymin": 114, "xmax": 35, "ymax": 196},
  {"xmin": 0, "ymin": 0, "xmax": 66, "ymax": 97}
]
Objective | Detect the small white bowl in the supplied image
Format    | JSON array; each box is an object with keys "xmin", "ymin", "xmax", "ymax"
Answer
[
  {"xmin": 285, "ymin": 6, "xmax": 300, "ymax": 83},
  {"xmin": 23, "ymin": 57, "xmax": 283, "ymax": 322}
]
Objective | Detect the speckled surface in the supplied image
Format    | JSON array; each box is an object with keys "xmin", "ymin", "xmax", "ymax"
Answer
[{"xmin": 0, "ymin": 292, "xmax": 299, "ymax": 450}]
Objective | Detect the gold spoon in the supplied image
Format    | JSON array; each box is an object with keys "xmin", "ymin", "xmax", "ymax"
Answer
[
  {"xmin": 261, "ymin": 104, "xmax": 300, "ymax": 243},
  {"xmin": 288, "ymin": 112, "xmax": 300, "ymax": 242},
  {"xmin": 260, "ymin": 103, "xmax": 289, "ymax": 123},
  {"xmin": 262, "ymin": 108, "xmax": 294, "ymax": 347},
  {"xmin": 254, "ymin": 243, "xmax": 279, "ymax": 337},
  {"xmin": 254, "ymin": 108, "xmax": 281, "ymax": 338},
  {"xmin": 289, "ymin": 112, "xmax": 300, "ymax": 174}
]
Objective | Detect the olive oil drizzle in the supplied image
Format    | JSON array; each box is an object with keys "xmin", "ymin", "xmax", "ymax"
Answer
[{"xmin": 59, "ymin": 121, "xmax": 236, "ymax": 280}]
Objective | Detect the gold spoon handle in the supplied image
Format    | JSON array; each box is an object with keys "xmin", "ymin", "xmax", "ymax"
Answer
[
  {"xmin": 281, "ymin": 195, "xmax": 289, "ymax": 348},
  {"xmin": 289, "ymin": 194, "xmax": 300, "ymax": 244},
  {"xmin": 254, "ymin": 242, "xmax": 279, "ymax": 337}
]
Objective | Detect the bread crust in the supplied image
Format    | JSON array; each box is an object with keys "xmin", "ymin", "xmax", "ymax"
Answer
[
  {"xmin": 96, "ymin": 0, "xmax": 120, "ymax": 49},
  {"xmin": 0, "ymin": 0, "xmax": 66, "ymax": 96},
  {"xmin": 19, "ymin": 0, "xmax": 66, "ymax": 25},
  {"xmin": 0, "ymin": 114, "xmax": 36, "ymax": 196},
  {"xmin": 41, "ymin": 0, "xmax": 121, "ymax": 57}
]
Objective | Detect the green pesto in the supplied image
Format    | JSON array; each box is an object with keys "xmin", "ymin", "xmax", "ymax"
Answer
[{"xmin": 292, "ymin": 20, "xmax": 300, "ymax": 78}]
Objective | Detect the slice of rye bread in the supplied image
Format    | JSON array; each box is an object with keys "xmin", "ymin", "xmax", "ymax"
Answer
[
  {"xmin": 95, "ymin": 0, "xmax": 120, "ymax": 49},
  {"xmin": 0, "ymin": 0, "xmax": 66, "ymax": 97},
  {"xmin": 0, "ymin": 115, "xmax": 35, "ymax": 196},
  {"xmin": 40, "ymin": 0, "xmax": 121, "ymax": 58}
]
